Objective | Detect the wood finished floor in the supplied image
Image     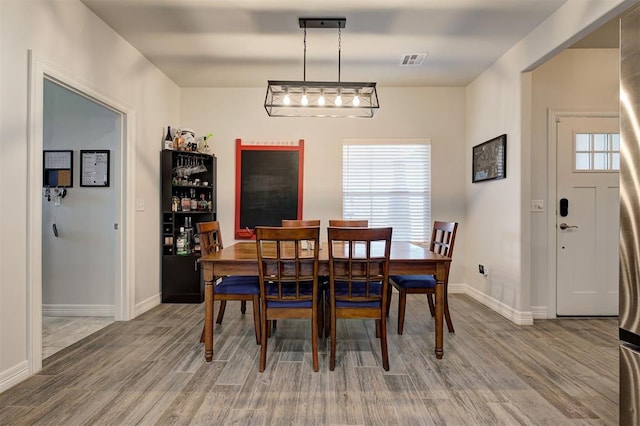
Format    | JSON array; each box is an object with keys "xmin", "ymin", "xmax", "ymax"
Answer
[{"xmin": 0, "ymin": 295, "xmax": 617, "ymax": 425}]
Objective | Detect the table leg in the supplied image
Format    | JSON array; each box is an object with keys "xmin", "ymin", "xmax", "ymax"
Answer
[
  {"xmin": 203, "ymin": 264, "xmax": 214, "ymax": 362},
  {"xmin": 434, "ymin": 276, "xmax": 444, "ymax": 359}
]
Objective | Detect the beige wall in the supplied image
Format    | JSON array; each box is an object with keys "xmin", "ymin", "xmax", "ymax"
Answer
[
  {"xmin": 530, "ymin": 48, "xmax": 620, "ymax": 316},
  {"xmin": 181, "ymin": 86, "xmax": 467, "ymax": 272},
  {"xmin": 465, "ymin": 0, "xmax": 633, "ymax": 323},
  {"xmin": 0, "ymin": 0, "xmax": 179, "ymax": 389}
]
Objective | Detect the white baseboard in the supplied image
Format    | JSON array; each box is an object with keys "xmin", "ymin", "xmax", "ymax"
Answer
[
  {"xmin": 531, "ymin": 305, "xmax": 549, "ymax": 319},
  {"xmin": 453, "ymin": 283, "xmax": 534, "ymax": 325},
  {"xmin": 135, "ymin": 293, "xmax": 161, "ymax": 317},
  {"xmin": 0, "ymin": 361, "xmax": 29, "ymax": 393},
  {"xmin": 43, "ymin": 304, "xmax": 114, "ymax": 317}
]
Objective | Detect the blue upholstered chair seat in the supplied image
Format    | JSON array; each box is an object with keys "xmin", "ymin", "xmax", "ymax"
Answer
[
  {"xmin": 328, "ymin": 281, "xmax": 382, "ymax": 308},
  {"xmin": 389, "ymin": 275, "xmax": 435, "ymax": 289},
  {"xmin": 265, "ymin": 281, "xmax": 314, "ymax": 308},
  {"xmin": 216, "ymin": 276, "xmax": 260, "ymax": 294}
]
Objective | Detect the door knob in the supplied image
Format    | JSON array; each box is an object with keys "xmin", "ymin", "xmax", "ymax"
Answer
[{"xmin": 559, "ymin": 223, "xmax": 578, "ymax": 230}]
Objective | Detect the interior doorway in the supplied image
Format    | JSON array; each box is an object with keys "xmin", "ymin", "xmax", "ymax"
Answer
[
  {"xmin": 42, "ymin": 79, "xmax": 120, "ymax": 357},
  {"xmin": 27, "ymin": 51, "xmax": 135, "ymax": 373}
]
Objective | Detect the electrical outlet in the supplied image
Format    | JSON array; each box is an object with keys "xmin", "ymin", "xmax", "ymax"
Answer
[{"xmin": 478, "ymin": 264, "xmax": 489, "ymax": 276}]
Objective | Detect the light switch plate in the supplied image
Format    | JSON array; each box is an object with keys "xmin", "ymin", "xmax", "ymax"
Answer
[
  {"xmin": 135, "ymin": 198, "xmax": 145, "ymax": 211},
  {"xmin": 530, "ymin": 200, "xmax": 544, "ymax": 212}
]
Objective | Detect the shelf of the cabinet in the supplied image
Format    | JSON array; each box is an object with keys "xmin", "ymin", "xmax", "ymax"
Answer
[
  {"xmin": 172, "ymin": 184, "xmax": 212, "ymax": 189},
  {"xmin": 171, "ymin": 211, "xmax": 214, "ymax": 214}
]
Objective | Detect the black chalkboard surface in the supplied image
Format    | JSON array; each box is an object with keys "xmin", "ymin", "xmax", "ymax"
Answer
[{"xmin": 235, "ymin": 139, "xmax": 304, "ymax": 238}]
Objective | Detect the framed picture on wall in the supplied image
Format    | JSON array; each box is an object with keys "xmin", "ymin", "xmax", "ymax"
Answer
[
  {"xmin": 472, "ymin": 134, "xmax": 507, "ymax": 183},
  {"xmin": 80, "ymin": 150, "xmax": 110, "ymax": 187}
]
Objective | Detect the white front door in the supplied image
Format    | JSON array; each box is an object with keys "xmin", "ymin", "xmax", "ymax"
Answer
[{"xmin": 556, "ymin": 116, "xmax": 619, "ymax": 316}]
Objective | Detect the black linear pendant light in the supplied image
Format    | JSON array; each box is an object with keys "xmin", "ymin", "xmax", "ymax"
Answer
[{"xmin": 264, "ymin": 17, "xmax": 379, "ymax": 118}]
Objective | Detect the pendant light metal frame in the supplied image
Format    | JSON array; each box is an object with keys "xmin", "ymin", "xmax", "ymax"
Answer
[{"xmin": 264, "ymin": 18, "xmax": 379, "ymax": 118}]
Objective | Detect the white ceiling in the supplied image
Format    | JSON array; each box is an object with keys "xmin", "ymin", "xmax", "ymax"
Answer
[{"xmin": 79, "ymin": 0, "xmax": 610, "ymax": 88}]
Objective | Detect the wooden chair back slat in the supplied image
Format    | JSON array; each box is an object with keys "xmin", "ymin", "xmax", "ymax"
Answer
[
  {"xmin": 329, "ymin": 219, "xmax": 369, "ymax": 227},
  {"xmin": 282, "ymin": 219, "xmax": 321, "ymax": 227}
]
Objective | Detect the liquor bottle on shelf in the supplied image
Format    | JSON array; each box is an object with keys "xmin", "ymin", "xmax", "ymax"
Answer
[
  {"xmin": 198, "ymin": 194, "xmax": 207, "ymax": 211},
  {"xmin": 184, "ymin": 217, "xmax": 193, "ymax": 254},
  {"xmin": 181, "ymin": 192, "xmax": 191, "ymax": 212},
  {"xmin": 190, "ymin": 189, "xmax": 198, "ymax": 211},
  {"xmin": 207, "ymin": 193, "xmax": 213, "ymax": 211},
  {"xmin": 193, "ymin": 230, "xmax": 201, "ymax": 253},
  {"xmin": 176, "ymin": 227, "xmax": 187, "ymax": 255}
]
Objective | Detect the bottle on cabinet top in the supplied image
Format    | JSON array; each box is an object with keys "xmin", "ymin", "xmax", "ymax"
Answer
[{"xmin": 164, "ymin": 126, "xmax": 173, "ymax": 150}]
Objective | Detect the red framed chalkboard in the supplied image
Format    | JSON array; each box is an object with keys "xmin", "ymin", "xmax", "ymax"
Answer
[{"xmin": 235, "ymin": 139, "xmax": 304, "ymax": 239}]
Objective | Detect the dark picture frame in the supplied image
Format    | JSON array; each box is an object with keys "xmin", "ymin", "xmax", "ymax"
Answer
[
  {"xmin": 80, "ymin": 150, "xmax": 110, "ymax": 187},
  {"xmin": 472, "ymin": 134, "xmax": 507, "ymax": 183},
  {"xmin": 43, "ymin": 150, "xmax": 73, "ymax": 188}
]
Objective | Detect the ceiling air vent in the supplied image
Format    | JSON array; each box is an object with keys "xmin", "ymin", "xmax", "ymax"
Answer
[{"xmin": 400, "ymin": 52, "xmax": 428, "ymax": 66}]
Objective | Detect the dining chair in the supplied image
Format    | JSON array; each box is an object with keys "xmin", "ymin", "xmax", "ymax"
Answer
[
  {"xmin": 387, "ymin": 221, "xmax": 458, "ymax": 334},
  {"xmin": 255, "ymin": 226, "xmax": 322, "ymax": 372},
  {"xmin": 197, "ymin": 221, "xmax": 261, "ymax": 344},
  {"xmin": 328, "ymin": 219, "xmax": 368, "ymax": 227},
  {"xmin": 326, "ymin": 226, "xmax": 392, "ymax": 371},
  {"xmin": 279, "ymin": 220, "xmax": 322, "ymax": 334}
]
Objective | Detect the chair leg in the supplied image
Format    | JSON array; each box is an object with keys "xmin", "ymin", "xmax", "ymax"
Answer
[
  {"xmin": 443, "ymin": 290, "xmax": 455, "ymax": 333},
  {"xmin": 380, "ymin": 314, "xmax": 389, "ymax": 371},
  {"xmin": 252, "ymin": 295, "xmax": 261, "ymax": 344},
  {"xmin": 375, "ymin": 319, "xmax": 381, "ymax": 338},
  {"xmin": 259, "ymin": 311, "xmax": 268, "ymax": 372},
  {"xmin": 241, "ymin": 300, "xmax": 247, "ymax": 314},
  {"xmin": 397, "ymin": 289, "xmax": 407, "ymax": 335},
  {"xmin": 216, "ymin": 301, "xmax": 227, "ymax": 324},
  {"xmin": 324, "ymin": 297, "xmax": 330, "ymax": 339},
  {"xmin": 199, "ymin": 325, "xmax": 205, "ymax": 343},
  {"xmin": 330, "ymin": 310, "xmax": 337, "ymax": 371},
  {"xmin": 317, "ymin": 300, "xmax": 324, "ymax": 339},
  {"xmin": 311, "ymin": 311, "xmax": 319, "ymax": 372},
  {"xmin": 427, "ymin": 293, "xmax": 435, "ymax": 317},
  {"xmin": 386, "ymin": 285, "xmax": 392, "ymax": 317}
]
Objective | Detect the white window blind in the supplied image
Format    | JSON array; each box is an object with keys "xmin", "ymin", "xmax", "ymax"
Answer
[{"xmin": 342, "ymin": 140, "xmax": 431, "ymax": 241}]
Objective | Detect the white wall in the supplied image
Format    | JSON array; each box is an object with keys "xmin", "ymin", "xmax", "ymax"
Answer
[
  {"xmin": 530, "ymin": 48, "xmax": 620, "ymax": 314},
  {"xmin": 465, "ymin": 0, "xmax": 634, "ymax": 323},
  {"xmin": 42, "ymin": 79, "xmax": 119, "ymax": 311},
  {"xmin": 181, "ymin": 86, "xmax": 467, "ymax": 283},
  {"xmin": 0, "ymin": 0, "xmax": 179, "ymax": 389}
]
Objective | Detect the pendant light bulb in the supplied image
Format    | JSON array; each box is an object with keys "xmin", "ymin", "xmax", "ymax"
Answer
[
  {"xmin": 283, "ymin": 93, "xmax": 291, "ymax": 105},
  {"xmin": 335, "ymin": 94, "xmax": 343, "ymax": 106},
  {"xmin": 318, "ymin": 92, "xmax": 326, "ymax": 106},
  {"xmin": 301, "ymin": 93, "xmax": 309, "ymax": 105},
  {"xmin": 352, "ymin": 95, "xmax": 360, "ymax": 107}
]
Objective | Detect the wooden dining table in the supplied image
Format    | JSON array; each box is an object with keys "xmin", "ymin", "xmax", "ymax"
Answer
[{"xmin": 198, "ymin": 241, "xmax": 451, "ymax": 362}]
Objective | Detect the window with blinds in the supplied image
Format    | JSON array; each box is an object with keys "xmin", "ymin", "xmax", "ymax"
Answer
[{"xmin": 342, "ymin": 140, "xmax": 431, "ymax": 241}]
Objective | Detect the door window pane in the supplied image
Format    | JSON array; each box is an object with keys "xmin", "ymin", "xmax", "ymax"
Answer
[{"xmin": 574, "ymin": 133, "xmax": 619, "ymax": 172}]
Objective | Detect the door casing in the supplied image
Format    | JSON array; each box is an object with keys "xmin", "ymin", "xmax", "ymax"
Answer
[{"xmin": 27, "ymin": 50, "xmax": 136, "ymax": 373}]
